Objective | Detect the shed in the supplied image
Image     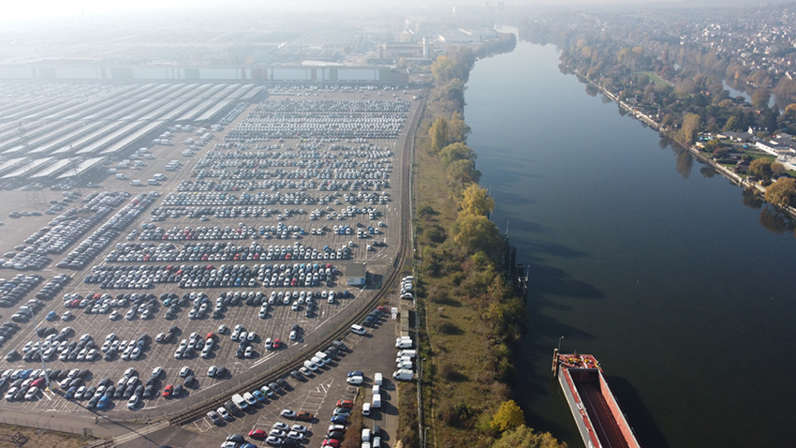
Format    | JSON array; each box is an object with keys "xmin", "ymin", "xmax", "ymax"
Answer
[{"xmin": 346, "ymin": 263, "xmax": 367, "ymax": 286}]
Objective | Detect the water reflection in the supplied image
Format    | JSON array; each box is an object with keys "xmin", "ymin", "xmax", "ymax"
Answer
[
  {"xmin": 699, "ymin": 166, "xmax": 716, "ymax": 178},
  {"xmin": 758, "ymin": 206, "xmax": 795, "ymax": 235},
  {"xmin": 741, "ymin": 189, "xmax": 763, "ymax": 209},
  {"xmin": 585, "ymin": 84, "xmax": 598, "ymax": 97},
  {"xmin": 674, "ymin": 146, "xmax": 693, "ymax": 179}
]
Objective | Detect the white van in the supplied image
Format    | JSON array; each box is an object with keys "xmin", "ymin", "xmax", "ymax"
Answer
[
  {"xmin": 351, "ymin": 324, "xmax": 367, "ymax": 335},
  {"xmin": 374, "ymin": 372, "xmax": 383, "ymax": 386},
  {"xmin": 395, "ymin": 338, "xmax": 413, "ymax": 349},
  {"xmin": 115, "ymin": 173, "xmax": 126, "ymax": 180},
  {"xmin": 147, "ymin": 179, "xmax": 160, "ymax": 185},
  {"xmin": 304, "ymin": 360, "xmax": 318, "ymax": 371},
  {"xmin": 231, "ymin": 393, "xmax": 247, "ymax": 409},
  {"xmin": 315, "ymin": 351, "xmax": 330, "ymax": 364},
  {"xmin": 372, "ymin": 385, "xmax": 380, "ymax": 396},
  {"xmin": 153, "ymin": 173, "xmax": 166, "ymax": 181},
  {"xmin": 397, "ymin": 360, "xmax": 413, "ymax": 370},
  {"xmin": 392, "ymin": 369, "xmax": 414, "ymax": 381},
  {"xmin": 130, "ymin": 180, "xmax": 142, "ymax": 186},
  {"xmin": 396, "ymin": 356, "xmax": 413, "ymax": 365},
  {"xmin": 372, "ymin": 394, "xmax": 381, "ymax": 408},
  {"xmin": 398, "ymin": 350, "xmax": 416, "ymax": 359},
  {"xmin": 362, "ymin": 402, "xmax": 371, "ymax": 416}
]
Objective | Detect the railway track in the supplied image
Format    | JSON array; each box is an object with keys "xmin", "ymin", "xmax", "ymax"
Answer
[{"xmin": 167, "ymin": 95, "xmax": 422, "ymax": 427}]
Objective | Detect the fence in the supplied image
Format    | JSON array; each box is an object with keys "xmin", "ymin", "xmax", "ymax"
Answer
[{"xmin": 0, "ymin": 415, "xmax": 93, "ymax": 437}]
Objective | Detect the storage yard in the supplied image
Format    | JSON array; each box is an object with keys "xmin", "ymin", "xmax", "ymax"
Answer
[{"xmin": 0, "ymin": 81, "xmax": 422, "ymax": 447}]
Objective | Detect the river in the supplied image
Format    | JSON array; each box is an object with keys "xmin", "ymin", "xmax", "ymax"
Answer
[{"xmin": 465, "ymin": 41, "xmax": 796, "ymax": 448}]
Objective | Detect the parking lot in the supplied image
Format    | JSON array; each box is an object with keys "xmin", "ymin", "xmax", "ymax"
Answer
[
  {"xmin": 110, "ymin": 307, "xmax": 403, "ymax": 448},
  {"xmin": 0, "ymin": 84, "xmax": 420, "ymax": 423}
]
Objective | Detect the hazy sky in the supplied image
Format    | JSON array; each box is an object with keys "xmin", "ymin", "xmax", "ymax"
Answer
[{"xmin": 3, "ymin": 0, "xmax": 707, "ymax": 21}]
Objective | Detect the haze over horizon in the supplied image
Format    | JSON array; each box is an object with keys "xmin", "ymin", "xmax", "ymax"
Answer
[{"xmin": 1, "ymin": 0, "xmax": 782, "ymax": 23}]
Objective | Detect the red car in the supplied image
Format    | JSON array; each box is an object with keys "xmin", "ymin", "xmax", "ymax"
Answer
[
  {"xmin": 336, "ymin": 399, "xmax": 353, "ymax": 409},
  {"xmin": 273, "ymin": 338, "xmax": 281, "ymax": 349},
  {"xmin": 206, "ymin": 332, "xmax": 215, "ymax": 341},
  {"xmin": 163, "ymin": 385, "xmax": 174, "ymax": 398},
  {"xmin": 248, "ymin": 429, "xmax": 267, "ymax": 440},
  {"xmin": 377, "ymin": 306, "xmax": 388, "ymax": 313},
  {"xmin": 322, "ymin": 439, "xmax": 340, "ymax": 448}
]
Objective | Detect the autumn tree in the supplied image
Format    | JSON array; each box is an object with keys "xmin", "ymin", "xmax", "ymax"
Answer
[
  {"xmin": 429, "ymin": 117, "xmax": 449, "ymax": 153},
  {"xmin": 765, "ymin": 178, "xmax": 796, "ymax": 207},
  {"xmin": 771, "ymin": 162, "xmax": 787, "ymax": 177},
  {"xmin": 679, "ymin": 113, "xmax": 701, "ymax": 145},
  {"xmin": 448, "ymin": 111, "xmax": 471, "ymax": 143},
  {"xmin": 439, "ymin": 142, "xmax": 477, "ymax": 167},
  {"xmin": 490, "ymin": 400, "xmax": 525, "ymax": 432},
  {"xmin": 749, "ymin": 158, "xmax": 773, "ymax": 178},
  {"xmin": 785, "ymin": 104, "xmax": 796, "ymax": 122},
  {"xmin": 460, "ymin": 184, "xmax": 494, "ymax": 217},
  {"xmin": 431, "ymin": 55, "xmax": 455, "ymax": 84},
  {"xmin": 446, "ymin": 159, "xmax": 480, "ymax": 184},
  {"xmin": 451, "ymin": 214, "xmax": 503, "ymax": 257},
  {"xmin": 723, "ymin": 115, "xmax": 739, "ymax": 132},
  {"xmin": 491, "ymin": 425, "xmax": 567, "ymax": 448}
]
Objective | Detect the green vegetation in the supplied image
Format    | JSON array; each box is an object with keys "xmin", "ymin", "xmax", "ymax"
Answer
[
  {"xmin": 765, "ymin": 178, "xmax": 796, "ymax": 207},
  {"xmin": 402, "ymin": 35, "xmax": 566, "ymax": 448}
]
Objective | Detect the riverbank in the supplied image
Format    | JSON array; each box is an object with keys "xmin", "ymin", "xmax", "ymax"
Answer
[
  {"xmin": 404, "ymin": 35, "xmax": 566, "ymax": 448},
  {"xmin": 572, "ymin": 68, "xmax": 796, "ymax": 219}
]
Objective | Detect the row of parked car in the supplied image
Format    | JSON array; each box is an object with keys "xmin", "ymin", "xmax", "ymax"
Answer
[{"xmin": 58, "ymin": 193, "xmax": 157, "ymax": 270}]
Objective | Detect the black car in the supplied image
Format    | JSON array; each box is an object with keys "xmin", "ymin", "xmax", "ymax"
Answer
[
  {"xmin": 184, "ymin": 375, "xmax": 195, "ymax": 388},
  {"xmin": 142, "ymin": 385, "xmax": 155, "ymax": 399},
  {"xmin": 276, "ymin": 378, "xmax": 289, "ymax": 390},
  {"xmin": 173, "ymin": 384, "xmax": 184, "ymax": 398},
  {"xmin": 290, "ymin": 370, "xmax": 305, "ymax": 381},
  {"xmin": 113, "ymin": 387, "xmax": 124, "ymax": 399},
  {"xmin": 105, "ymin": 385, "xmax": 115, "ymax": 397},
  {"xmin": 328, "ymin": 430, "xmax": 345, "ymax": 440}
]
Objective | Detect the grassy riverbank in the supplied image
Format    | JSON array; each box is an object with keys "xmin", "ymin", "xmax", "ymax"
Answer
[{"xmin": 397, "ymin": 34, "xmax": 567, "ymax": 448}]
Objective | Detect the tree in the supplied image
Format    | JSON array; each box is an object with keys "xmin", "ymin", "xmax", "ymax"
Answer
[
  {"xmin": 460, "ymin": 184, "xmax": 494, "ymax": 217},
  {"xmin": 749, "ymin": 158, "xmax": 773, "ymax": 178},
  {"xmin": 784, "ymin": 103, "xmax": 796, "ymax": 121},
  {"xmin": 446, "ymin": 159, "xmax": 480, "ymax": 184},
  {"xmin": 491, "ymin": 425, "xmax": 567, "ymax": 448},
  {"xmin": 429, "ymin": 117, "xmax": 449, "ymax": 152},
  {"xmin": 679, "ymin": 113, "xmax": 701, "ymax": 145},
  {"xmin": 431, "ymin": 55, "xmax": 455, "ymax": 84},
  {"xmin": 439, "ymin": 142, "xmax": 477, "ymax": 167},
  {"xmin": 772, "ymin": 162, "xmax": 787, "ymax": 177},
  {"xmin": 751, "ymin": 88, "xmax": 771, "ymax": 109},
  {"xmin": 765, "ymin": 178, "xmax": 796, "ymax": 207},
  {"xmin": 490, "ymin": 400, "xmax": 525, "ymax": 432},
  {"xmin": 451, "ymin": 214, "xmax": 503, "ymax": 257},
  {"xmin": 723, "ymin": 115, "xmax": 739, "ymax": 132},
  {"xmin": 448, "ymin": 111, "xmax": 471, "ymax": 143}
]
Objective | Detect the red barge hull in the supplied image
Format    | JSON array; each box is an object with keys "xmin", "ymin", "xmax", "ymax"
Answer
[{"xmin": 553, "ymin": 350, "xmax": 641, "ymax": 448}]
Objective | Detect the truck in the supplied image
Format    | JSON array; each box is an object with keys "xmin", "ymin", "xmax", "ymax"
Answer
[{"xmin": 231, "ymin": 393, "xmax": 248, "ymax": 410}]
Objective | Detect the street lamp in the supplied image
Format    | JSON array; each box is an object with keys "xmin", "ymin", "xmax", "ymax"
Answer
[{"xmin": 27, "ymin": 308, "xmax": 52, "ymax": 391}]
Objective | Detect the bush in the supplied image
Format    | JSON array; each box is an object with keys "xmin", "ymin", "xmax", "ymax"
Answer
[
  {"xmin": 398, "ymin": 382, "xmax": 420, "ymax": 448},
  {"xmin": 436, "ymin": 321, "xmax": 461, "ymax": 335}
]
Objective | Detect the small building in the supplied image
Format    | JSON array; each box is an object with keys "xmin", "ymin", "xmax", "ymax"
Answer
[{"xmin": 346, "ymin": 263, "xmax": 367, "ymax": 286}]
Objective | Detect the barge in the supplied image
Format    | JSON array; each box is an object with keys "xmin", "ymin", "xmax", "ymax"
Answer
[{"xmin": 552, "ymin": 349, "xmax": 641, "ymax": 448}]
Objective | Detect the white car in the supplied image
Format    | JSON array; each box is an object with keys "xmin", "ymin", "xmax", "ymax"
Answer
[
  {"xmin": 350, "ymin": 324, "xmax": 366, "ymax": 335},
  {"xmin": 346, "ymin": 376, "xmax": 364, "ymax": 385},
  {"xmin": 127, "ymin": 394, "xmax": 139, "ymax": 410}
]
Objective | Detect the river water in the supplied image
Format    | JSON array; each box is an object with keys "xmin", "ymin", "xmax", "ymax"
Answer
[{"xmin": 465, "ymin": 42, "xmax": 796, "ymax": 448}]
